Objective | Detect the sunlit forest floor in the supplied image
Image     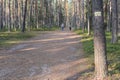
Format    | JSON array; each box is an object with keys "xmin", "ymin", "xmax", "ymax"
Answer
[
  {"xmin": 0, "ymin": 29, "xmax": 119, "ymax": 80},
  {"xmin": 75, "ymin": 29, "xmax": 120, "ymax": 80},
  {"xmin": 0, "ymin": 30, "xmax": 93, "ymax": 80}
]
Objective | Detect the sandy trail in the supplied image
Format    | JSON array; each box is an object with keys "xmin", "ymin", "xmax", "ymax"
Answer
[{"xmin": 0, "ymin": 31, "xmax": 90, "ymax": 80}]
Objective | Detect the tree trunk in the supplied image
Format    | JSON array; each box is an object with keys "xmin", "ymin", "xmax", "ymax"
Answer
[
  {"xmin": 22, "ymin": 0, "xmax": 28, "ymax": 32},
  {"xmin": 87, "ymin": 0, "xmax": 91, "ymax": 35},
  {"xmin": 111, "ymin": 0, "xmax": 118, "ymax": 43},
  {"xmin": 15, "ymin": 0, "xmax": 19, "ymax": 30},
  {"xmin": 8, "ymin": 0, "xmax": 11, "ymax": 32},
  {"xmin": 35, "ymin": 0, "xmax": 39, "ymax": 29},
  {"xmin": 107, "ymin": 0, "xmax": 112, "ymax": 32},
  {"xmin": 81, "ymin": 0, "xmax": 84, "ymax": 32},
  {"xmin": 93, "ymin": 0, "xmax": 108, "ymax": 79},
  {"xmin": 0, "ymin": 0, "xmax": 4, "ymax": 30},
  {"xmin": 64, "ymin": 0, "xmax": 68, "ymax": 27}
]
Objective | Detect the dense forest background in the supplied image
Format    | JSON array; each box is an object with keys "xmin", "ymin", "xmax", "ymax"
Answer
[{"xmin": 0, "ymin": 0, "xmax": 119, "ymax": 34}]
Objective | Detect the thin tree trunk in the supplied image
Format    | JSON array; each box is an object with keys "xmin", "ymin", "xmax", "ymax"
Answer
[
  {"xmin": 35, "ymin": 0, "xmax": 39, "ymax": 29},
  {"xmin": 107, "ymin": 0, "xmax": 111, "ymax": 32},
  {"xmin": 22, "ymin": 0, "xmax": 28, "ymax": 32},
  {"xmin": 8, "ymin": 0, "xmax": 11, "ymax": 32},
  {"xmin": 15, "ymin": 0, "xmax": 19, "ymax": 30},
  {"xmin": 81, "ymin": 0, "xmax": 84, "ymax": 32},
  {"xmin": 111, "ymin": 0, "xmax": 118, "ymax": 43},
  {"xmin": 0, "ymin": 0, "xmax": 4, "ymax": 30},
  {"xmin": 87, "ymin": 0, "xmax": 91, "ymax": 35}
]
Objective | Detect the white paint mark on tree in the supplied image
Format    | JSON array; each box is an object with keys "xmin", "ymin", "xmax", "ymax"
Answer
[{"xmin": 94, "ymin": 12, "xmax": 102, "ymax": 16}]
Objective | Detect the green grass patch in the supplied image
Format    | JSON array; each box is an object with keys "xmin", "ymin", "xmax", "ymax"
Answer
[
  {"xmin": 75, "ymin": 29, "xmax": 120, "ymax": 78},
  {"xmin": 32, "ymin": 26, "xmax": 59, "ymax": 31},
  {"xmin": 0, "ymin": 25, "xmax": 60, "ymax": 32},
  {"xmin": 0, "ymin": 31, "xmax": 36, "ymax": 48},
  {"xmin": 75, "ymin": 29, "xmax": 94, "ymax": 57}
]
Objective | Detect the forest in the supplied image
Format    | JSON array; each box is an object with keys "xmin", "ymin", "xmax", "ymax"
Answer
[{"xmin": 0, "ymin": 0, "xmax": 120, "ymax": 80}]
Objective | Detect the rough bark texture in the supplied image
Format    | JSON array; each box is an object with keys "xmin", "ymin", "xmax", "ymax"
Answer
[
  {"xmin": 111, "ymin": 0, "xmax": 118, "ymax": 43},
  {"xmin": 93, "ymin": 0, "xmax": 108, "ymax": 79}
]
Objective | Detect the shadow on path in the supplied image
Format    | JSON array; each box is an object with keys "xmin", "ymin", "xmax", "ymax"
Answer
[{"xmin": 0, "ymin": 31, "xmax": 91, "ymax": 80}]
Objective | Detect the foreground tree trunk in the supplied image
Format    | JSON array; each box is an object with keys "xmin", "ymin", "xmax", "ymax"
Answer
[
  {"xmin": 93, "ymin": 0, "xmax": 108, "ymax": 79},
  {"xmin": 111, "ymin": 0, "xmax": 118, "ymax": 43}
]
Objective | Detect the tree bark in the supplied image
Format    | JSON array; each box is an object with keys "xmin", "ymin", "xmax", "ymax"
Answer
[
  {"xmin": 8, "ymin": 0, "xmax": 11, "ymax": 32},
  {"xmin": 93, "ymin": 0, "xmax": 108, "ymax": 79},
  {"xmin": 107, "ymin": 0, "xmax": 112, "ymax": 32},
  {"xmin": 22, "ymin": 0, "xmax": 28, "ymax": 32},
  {"xmin": 15, "ymin": 0, "xmax": 19, "ymax": 30},
  {"xmin": 81, "ymin": 0, "xmax": 84, "ymax": 32},
  {"xmin": 87, "ymin": 0, "xmax": 91, "ymax": 35},
  {"xmin": 111, "ymin": 0, "xmax": 118, "ymax": 43},
  {"xmin": 0, "ymin": 0, "xmax": 4, "ymax": 30}
]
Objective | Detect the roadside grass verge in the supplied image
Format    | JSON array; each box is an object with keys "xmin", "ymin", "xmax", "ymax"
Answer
[
  {"xmin": 32, "ymin": 26, "xmax": 60, "ymax": 31},
  {"xmin": 0, "ymin": 25, "xmax": 60, "ymax": 32},
  {"xmin": 0, "ymin": 26, "xmax": 59, "ymax": 49},
  {"xmin": 0, "ymin": 32, "xmax": 36, "ymax": 48},
  {"xmin": 75, "ymin": 29, "xmax": 120, "ymax": 79}
]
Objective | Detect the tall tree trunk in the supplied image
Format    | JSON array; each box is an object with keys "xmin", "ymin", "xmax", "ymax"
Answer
[
  {"xmin": 87, "ymin": 0, "xmax": 91, "ymax": 35},
  {"xmin": 0, "ymin": 0, "xmax": 4, "ymax": 30},
  {"xmin": 22, "ymin": 0, "xmax": 28, "ymax": 32},
  {"xmin": 107, "ymin": 0, "xmax": 112, "ymax": 32},
  {"xmin": 93, "ymin": 0, "xmax": 108, "ymax": 79},
  {"xmin": 81, "ymin": 0, "xmax": 84, "ymax": 32},
  {"xmin": 78, "ymin": 0, "xmax": 81, "ymax": 28},
  {"xmin": 111, "ymin": 0, "xmax": 118, "ymax": 43},
  {"xmin": 29, "ymin": 0, "xmax": 33, "ymax": 30},
  {"xmin": 15, "ymin": 0, "xmax": 19, "ymax": 30},
  {"xmin": 8, "ymin": 0, "xmax": 11, "ymax": 32},
  {"xmin": 35, "ymin": 0, "xmax": 39, "ymax": 29}
]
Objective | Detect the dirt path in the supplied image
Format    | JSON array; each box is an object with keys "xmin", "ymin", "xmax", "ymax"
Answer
[{"xmin": 0, "ymin": 31, "xmax": 90, "ymax": 80}]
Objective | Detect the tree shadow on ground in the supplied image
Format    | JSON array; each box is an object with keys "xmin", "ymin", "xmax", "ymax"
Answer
[{"xmin": 66, "ymin": 67, "xmax": 94, "ymax": 80}]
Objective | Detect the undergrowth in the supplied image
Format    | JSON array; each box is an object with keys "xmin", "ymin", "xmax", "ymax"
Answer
[{"xmin": 75, "ymin": 29, "xmax": 120, "ymax": 79}]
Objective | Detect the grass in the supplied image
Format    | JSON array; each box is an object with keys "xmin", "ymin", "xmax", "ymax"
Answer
[
  {"xmin": 0, "ymin": 25, "xmax": 59, "ymax": 48},
  {"xmin": 32, "ymin": 26, "xmax": 59, "ymax": 31},
  {"xmin": 0, "ymin": 31, "xmax": 36, "ymax": 48},
  {"xmin": 0, "ymin": 25, "xmax": 59, "ymax": 32},
  {"xmin": 75, "ymin": 29, "xmax": 120, "ymax": 79}
]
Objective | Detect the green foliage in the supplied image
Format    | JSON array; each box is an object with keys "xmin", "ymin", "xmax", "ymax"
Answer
[
  {"xmin": 107, "ymin": 37, "xmax": 120, "ymax": 75},
  {"xmin": 75, "ymin": 29, "xmax": 120, "ymax": 76},
  {"xmin": 0, "ymin": 32, "xmax": 35, "ymax": 48},
  {"xmin": 75, "ymin": 29, "xmax": 94, "ymax": 57}
]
